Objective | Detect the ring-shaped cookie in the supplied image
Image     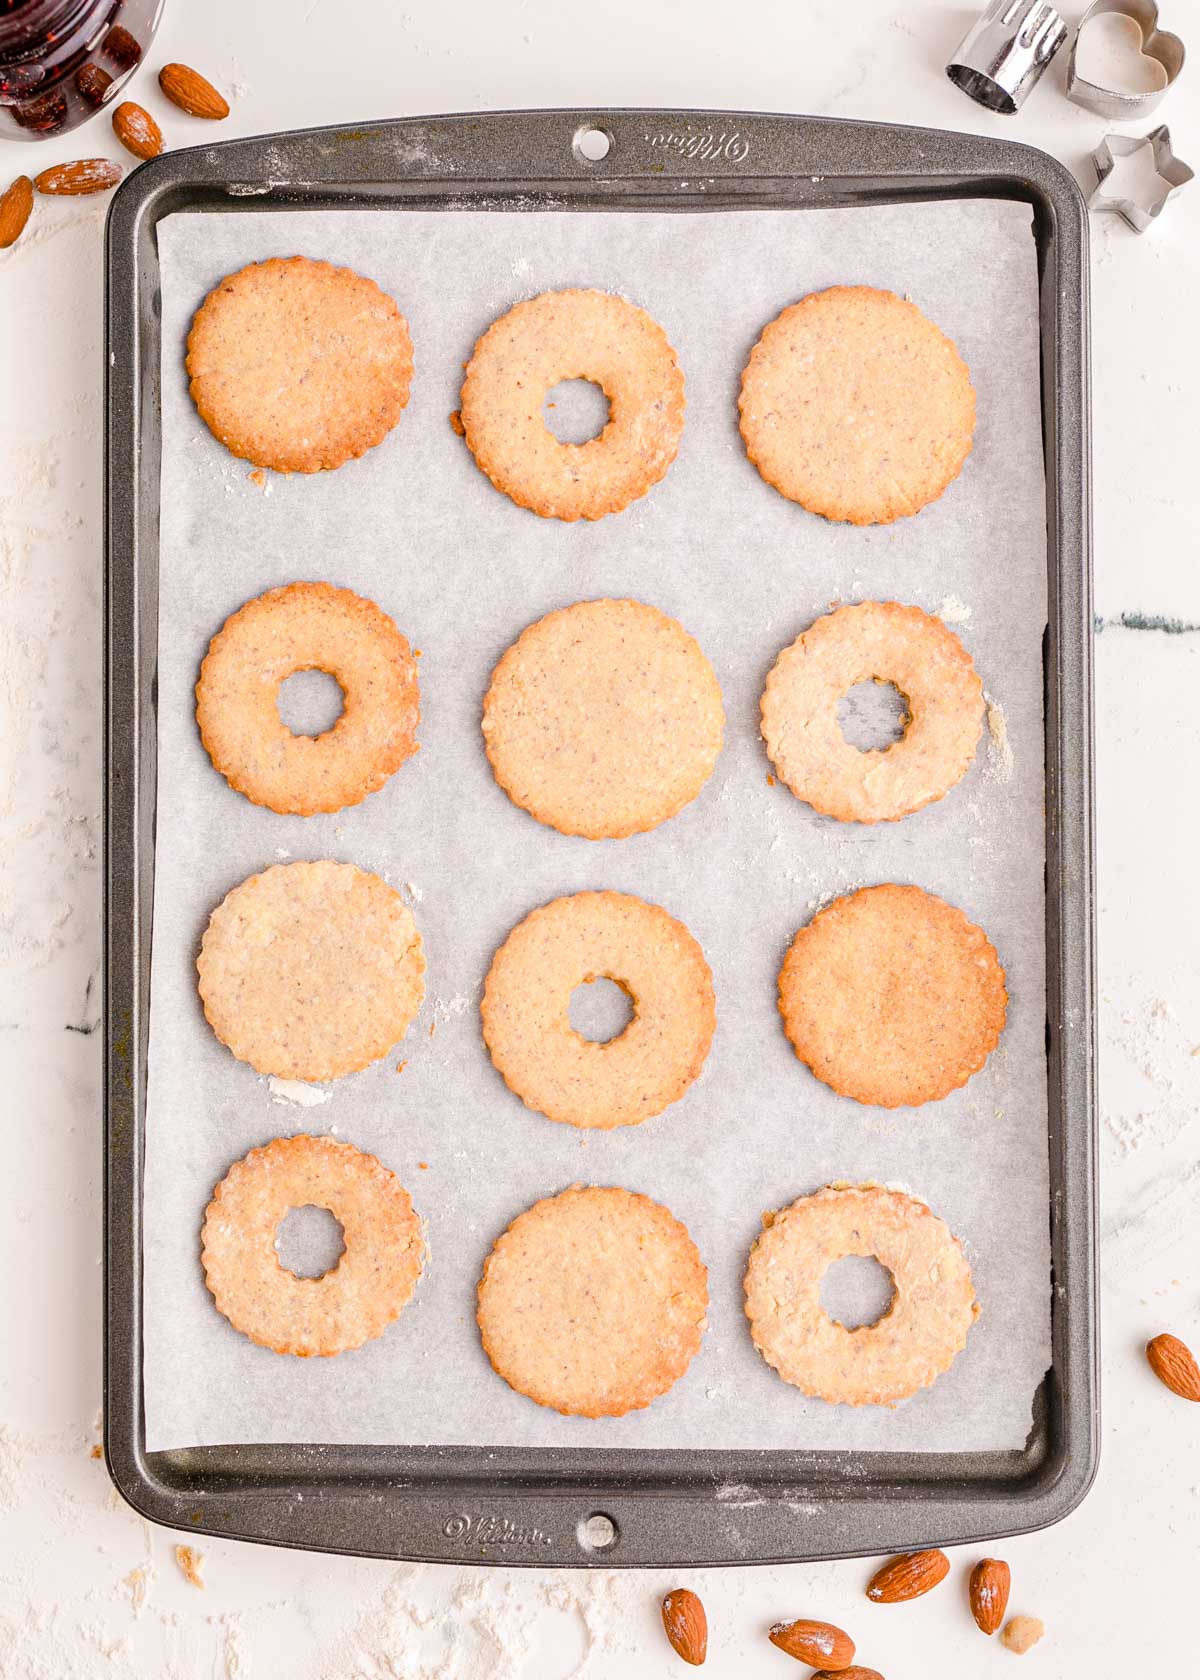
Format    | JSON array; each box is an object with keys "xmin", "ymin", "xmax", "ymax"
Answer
[
  {"xmin": 202, "ymin": 1134, "xmax": 425, "ymax": 1357},
  {"xmin": 739, "ymin": 286, "xmax": 975, "ymax": 525},
  {"xmin": 778, "ymin": 884, "xmax": 1007, "ymax": 1108},
  {"xmin": 459, "ymin": 288, "xmax": 686, "ymax": 520},
  {"xmin": 196, "ymin": 582, "xmax": 420, "ymax": 816},
  {"xmin": 482, "ymin": 598, "xmax": 724, "ymax": 838},
  {"xmin": 198, "ymin": 860, "xmax": 426, "ymax": 1082},
  {"xmin": 477, "ymin": 1185, "xmax": 708, "ymax": 1416},
  {"xmin": 743, "ymin": 1184, "xmax": 979, "ymax": 1406},
  {"xmin": 761, "ymin": 601, "xmax": 983, "ymax": 823},
  {"xmin": 481, "ymin": 890, "xmax": 716, "ymax": 1129}
]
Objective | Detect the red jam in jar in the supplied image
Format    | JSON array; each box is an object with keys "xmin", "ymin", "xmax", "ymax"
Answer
[{"xmin": 0, "ymin": 0, "xmax": 163, "ymax": 139}]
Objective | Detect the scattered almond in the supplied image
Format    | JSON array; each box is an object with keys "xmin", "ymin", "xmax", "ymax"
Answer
[
  {"xmin": 813, "ymin": 1670, "xmax": 884, "ymax": 1680},
  {"xmin": 34, "ymin": 159, "xmax": 123, "ymax": 196},
  {"xmin": 768, "ymin": 1619, "xmax": 855, "ymax": 1668},
  {"xmin": 865, "ymin": 1549, "xmax": 949, "ymax": 1603},
  {"xmin": 661, "ymin": 1588, "xmax": 707, "ymax": 1666},
  {"xmin": 0, "ymin": 175, "xmax": 34, "ymax": 248},
  {"xmin": 969, "ymin": 1557, "xmax": 1011, "ymax": 1635},
  {"xmin": 112, "ymin": 101, "xmax": 163, "ymax": 161},
  {"xmin": 1146, "ymin": 1332, "xmax": 1200, "ymax": 1401},
  {"xmin": 159, "ymin": 63, "xmax": 230, "ymax": 120},
  {"xmin": 1001, "ymin": 1614, "xmax": 1044, "ymax": 1655},
  {"xmin": 174, "ymin": 1543, "xmax": 204, "ymax": 1588}
]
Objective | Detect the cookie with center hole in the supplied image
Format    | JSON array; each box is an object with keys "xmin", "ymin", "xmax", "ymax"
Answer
[{"xmin": 201, "ymin": 1134, "xmax": 425, "ymax": 1356}]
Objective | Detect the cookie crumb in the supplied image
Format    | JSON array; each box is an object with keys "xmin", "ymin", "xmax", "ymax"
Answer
[
  {"xmin": 429, "ymin": 1020, "xmax": 436, "ymax": 1038},
  {"xmin": 449, "ymin": 409, "xmax": 465, "ymax": 436},
  {"xmin": 89, "ymin": 1443, "xmax": 103, "ymax": 1459},
  {"xmin": 766, "ymin": 772, "xmax": 776, "ymax": 786},
  {"xmin": 1001, "ymin": 1615, "xmax": 1045, "ymax": 1654},
  {"xmin": 174, "ymin": 1544, "xmax": 205, "ymax": 1589},
  {"xmin": 418, "ymin": 1161, "xmax": 428, "ymax": 1170},
  {"xmin": 248, "ymin": 468, "xmax": 266, "ymax": 489},
  {"xmin": 396, "ymin": 1060, "xmax": 407, "ymax": 1074}
]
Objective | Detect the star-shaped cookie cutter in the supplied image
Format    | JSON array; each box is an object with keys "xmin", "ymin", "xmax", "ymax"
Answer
[{"xmin": 1089, "ymin": 124, "xmax": 1193, "ymax": 232}]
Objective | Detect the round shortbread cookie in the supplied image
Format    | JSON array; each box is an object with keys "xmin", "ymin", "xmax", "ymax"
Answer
[
  {"xmin": 482, "ymin": 890, "xmax": 715, "ymax": 1129},
  {"xmin": 186, "ymin": 256, "xmax": 414, "ymax": 473},
  {"xmin": 743, "ymin": 1183, "xmax": 979, "ymax": 1406},
  {"xmin": 477, "ymin": 1185, "xmax": 708, "ymax": 1416},
  {"xmin": 482, "ymin": 598, "xmax": 724, "ymax": 839},
  {"xmin": 778, "ymin": 884, "xmax": 1007, "ymax": 1107},
  {"xmin": 196, "ymin": 582, "xmax": 420, "ymax": 816},
  {"xmin": 761, "ymin": 601, "xmax": 983, "ymax": 823},
  {"xmin": 197, "ymin": 861, "xmax": 426, "ymax": 1081},
  {"xmin": 459, "ymin": 288, "xmax": 686, "ymax": 520},
  {"xmin": 202, "ymin": 1134, "xmax": 425, "ymax": 1357},
  {"xmin": 738, "ymin": 286, "xmax": 976, "ymax": 524}
]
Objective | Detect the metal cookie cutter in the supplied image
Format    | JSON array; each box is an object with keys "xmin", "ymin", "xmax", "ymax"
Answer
[
  {"xmin": 1089, "ymin": 125, "xmax": 1194, "ymax": 231},
  {"xmin": 1067, "ymin": 1, "xmax": 1186, "ymax": 121},
  {"xmin": 947, "ymin": 0, "xmax": 1069, "ymax": 115}
]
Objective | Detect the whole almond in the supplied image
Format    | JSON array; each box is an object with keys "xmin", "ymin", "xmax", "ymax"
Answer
[
  {"xmin": 0, "ymin": 175, "xmax": 34, "ymax": 248},
  {"xmin": 1146, "ymin": 1332, "xmax": 1200, "ymax": 1401},
  {"xmin": 159, "ymin": 63, "xmax": 230, "ymax": 120},
  {"xmin": 768, "ymin": 1619, "xmax": 855, "ymax": 1668},
  {"xmin": 34, "ymin": 159, "xmax": 123, "ymax": 197},
  {"xmin": 814, "ymin": 1670, "xmax": 885, "ymax": 1680},
  {"xmin": 865, "ymin": 1549, "xmax": 949, "ymax": 1603},
  {"xmin": 113, "ymin": 101, "xmax": 163, "ymax": 161},
  {"xmin": 969, "ymin": 1557, "xmax": 1011, "ymax": 1635},
  {"xmin": 661, "ymin": 1588, "xmax": 707, "ymax": 1666}
]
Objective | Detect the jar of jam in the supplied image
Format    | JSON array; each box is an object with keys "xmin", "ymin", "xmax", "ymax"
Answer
[{"xmin": 1, "ymin": 0, "xmax": 164, "ymax": 139}]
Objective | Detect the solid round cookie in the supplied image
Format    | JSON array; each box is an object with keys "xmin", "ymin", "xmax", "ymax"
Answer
[
  {"xmin": 738, "ymin": 286, "xmax": 975, "ymax": 524},
  {"xmin": 778, "ymin": 884, "xmax": 1006, "ymax": 1107},
  {"xmin": 186, "ymin": 256, "xmax": 414, "ymax": 473},
  {"xmin": 197, "ymin": 861, "xmax": 426, "ymax": 1081},
  {"xmin": 482, "ymin": 598, "xmax": 724, "ymax": 839},
  {"xmin": 459, "ymin": 288, "xmax": 686, "ymax": 520},
  {"xmin": 196, "ymin": 582, "xmax": 420, "ymax": 816},
  {"xmin": 743, "ymin": 1184, "xmax": 979, "ymax": 1406},
  {"xmin": 761, "ymin": 601, "xmax": 983, "ymax": 823},
  {"xmin": 482, "ymin": 890, "xmax": 715, "ymax": 1129},
  {"xmin": 477, "ymin": 1185, "xmax": 708, "ymax": 1416},
  {"xmin": 202, "ymin": 1134, "xmax": 424, "ymax": 1357}
]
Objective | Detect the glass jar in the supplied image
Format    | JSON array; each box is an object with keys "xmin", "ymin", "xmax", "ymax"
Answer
[{"xmin": 0, "ymin": 0, "xmax": 164, "ymax": 140}]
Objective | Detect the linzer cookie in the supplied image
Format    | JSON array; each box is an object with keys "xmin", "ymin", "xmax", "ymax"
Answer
[
  {"xmin": 477, "ymin": 1185, "xmax": 708, "ymax": 1416},
  {"xmin": 186, "ymin": 256, "xmax": 413, "ymax": 473},
  {"xmin": 197, "ymin": 861, "xmax": 425, "ymax": 1081},
  {"xmin": 482, "ymin": 598, "xmax": 724, "ymax": 839},
  {"xmin": 778, "ymin": 884, "xmax": 1006, "ymax": 1107},
  {"xmin": 459, "ymin": 288, "xmax": 685, "ymax": 520},
  {"xmin": 201, "ymin": 1134, "xmax": 424, "ymax": 1357},
  {"xmin": 739, "ymin": 286, "xmax": 975, "ymax": 524},
  {"xmin": 744, "ymin": 1184, "xmax": 979, "ymax": 1405}
]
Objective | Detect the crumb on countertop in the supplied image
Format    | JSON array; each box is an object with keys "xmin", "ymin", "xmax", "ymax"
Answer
[
  {"xmin": 1001, "ymin": 1614, "xmax": 1045, "ymax": 1654},
  {"xmin": 175, "ymin": 1544, "xmax": 205, "ymax": 1589}
]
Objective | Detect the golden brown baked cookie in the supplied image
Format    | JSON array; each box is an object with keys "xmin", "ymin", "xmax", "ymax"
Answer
[
  {"xmin": 201, "ymin": 1134, "xmax": 424, "ymax": 1357},
  {"xmin": 459, "ymin": 288, "xmax": 685, "ymax": 520},
  {"xmin": 738, "ymin": 286, "xmax": 975, "ymax": 524},
  {"xmin": 482, "ymin": 598, "xmax": 724, "ymax": 839},
  {"xmin": 477, "ymin": 1185, "xmax": 708, "ymax": 1416},
  {"xmin": 186, "ymin": 256, "xmax": 413, "ymax": 473},
  {"xmin": 197, "ymin": 861, "xmax": 426, "ymax": 1081},
  {"xmin": 778, "ymin": 884, "xmax": 1007, "ymax": 1107},
  {"xmin": 481, "ymin": 890, "xmax": 715, "ymax": 1129},
  {"xmin": 761, "ymin": 601, "xmax": 983, "ymax": 823},
  {"xmin": 196, "ymin": 582, "xmax": 420, "ymax": 816},
  {"xmin": 743, "ymin": 1184, "xmax": 979, "ymax": 1406}
]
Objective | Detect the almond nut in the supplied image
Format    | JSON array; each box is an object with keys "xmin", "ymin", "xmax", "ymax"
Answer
[
  {"xmin": 969, "ymin": 1557, "xmax": 1011, "ymax": 1635},
  {"xmin": 865, "ymin": 1549, "xmax": 949, "ymax": 1603},
  {"xmin": 1146, "ymin": 1332, "xmax": 1200, "ymax": 1401},
  {"xmin": 158, "ymin": 63, "xmax": 230, "ymax": 120},
  {"xmin": 34, "ymin": 159, "xmax": 123, "ymax": 196},
  {"xmin": 661, "ymin": 1588, "xmax": 707, "ymax": 1666},
  {"xmin": 0, "ymin": 175, "xmax": 34, "ymax": 248},
  {"xmin": 768, "ymin": 1619, "xmax": 855, "ymax": 1668},
  {"xmin": 813, "ymin": 1670, "xmax": 885, "ymax": 1680},
  {"xmin": 112, "ymin": 101, "xmax": 163, "ymax": 160}
]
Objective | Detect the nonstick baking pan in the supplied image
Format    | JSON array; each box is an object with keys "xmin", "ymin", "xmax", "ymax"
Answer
[{"xmin": 104, "ymin": 109, "xmax": 1096, "ymax": 1566}]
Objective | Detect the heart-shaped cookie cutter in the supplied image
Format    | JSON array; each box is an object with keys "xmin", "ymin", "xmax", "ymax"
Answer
[{"xmin": 1067, "ymin": 0, "xmax": 1186, "ymax": 120}]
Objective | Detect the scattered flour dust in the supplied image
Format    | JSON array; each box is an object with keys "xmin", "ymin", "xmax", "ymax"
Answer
[
  {"xmin": 935, "ymin": 593, "xmax": 972, "ymax": 624},
  {"xmin": 268, "ymin": 1076, "xmax": 331, "ymax": 1108},
  {"xmin": 983, "ymin": 693, "xmax": 1014, "ymax": 783}
]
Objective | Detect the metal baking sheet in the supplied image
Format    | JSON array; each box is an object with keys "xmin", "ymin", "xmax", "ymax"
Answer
[{"xmin": 104, "ymin": 109, "xmax": 1096, "ymax": 1566}]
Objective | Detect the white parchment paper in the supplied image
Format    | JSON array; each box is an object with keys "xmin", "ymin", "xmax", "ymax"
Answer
[{"xmin": 145, "ymin": 203, "xmax": 1049, "ymax": 1452}]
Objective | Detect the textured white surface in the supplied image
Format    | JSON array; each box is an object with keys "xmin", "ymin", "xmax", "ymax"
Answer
[{"xmin": 2, "ymin": 1, "xmax": 1198, "ymax": 1674}]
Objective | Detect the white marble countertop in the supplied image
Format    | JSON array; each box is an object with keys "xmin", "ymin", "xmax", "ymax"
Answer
[{"xmin": 2, "ymin": 2, "xmax": 1197, "ymax": 1674}]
